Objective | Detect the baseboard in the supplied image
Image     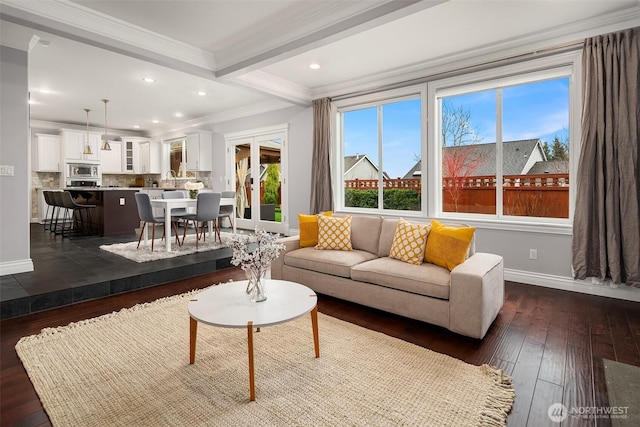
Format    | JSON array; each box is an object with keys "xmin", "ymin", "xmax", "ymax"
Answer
[
  {"xmin": 0, "ymin": 259, "xmax": 35, "ymax": 276},
  {"xmin": 505, "ymin": 268, "xmax": 640, "ymax": 302}
]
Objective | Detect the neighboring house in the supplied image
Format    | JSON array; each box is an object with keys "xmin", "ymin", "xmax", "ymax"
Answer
[
  {"xmin": 526, "ymin": 160, "xmax": 569, "ymax": 175},
  {"xmin": 403, "ymin": 139, "xmax": 547, "ymax": 178},
  {"xmin": 344, "ymin": 154, "xmax": 389, "ymax": 180}
]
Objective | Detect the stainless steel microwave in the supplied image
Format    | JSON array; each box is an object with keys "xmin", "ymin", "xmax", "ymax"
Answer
[{"xmin": 68, "ymin": 163, "xmax": 99, "ymax": 179}]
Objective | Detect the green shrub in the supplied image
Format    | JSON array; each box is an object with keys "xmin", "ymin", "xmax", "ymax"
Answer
[{"xmin": 344, "ymin": 189, "xmax": 420, "ymax": 210}]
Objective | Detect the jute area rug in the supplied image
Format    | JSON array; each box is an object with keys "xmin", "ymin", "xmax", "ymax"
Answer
[
  {"xmin": 99, "ymin": 231, "xmax": 233, "ymax": 262},
  {"xmin": 16, "ymin": 286, "xmax": 514, "ymax": 426}
]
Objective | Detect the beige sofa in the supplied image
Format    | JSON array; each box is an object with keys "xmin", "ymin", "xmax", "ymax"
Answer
[{"xmin": 271, "ymin": 215, "xmax": 504, "ymax": 339}]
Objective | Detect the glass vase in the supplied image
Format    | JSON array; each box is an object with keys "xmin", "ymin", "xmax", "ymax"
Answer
[
  {"xmin": 189, "ymin": 189, "xmax": 198, "ymax": 199},
  {"xmin": 245, "ymin": 266, "xmax": 267, "ymax": 302}
]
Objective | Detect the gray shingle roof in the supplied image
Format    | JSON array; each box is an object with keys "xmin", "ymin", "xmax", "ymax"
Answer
[
  {"xmin": 527, "ymin": 160, "xmax": 569, "ymax": 174},
  {"xmin": 403, "ymin": 139, "xmax": 544, "ymax": 178}
]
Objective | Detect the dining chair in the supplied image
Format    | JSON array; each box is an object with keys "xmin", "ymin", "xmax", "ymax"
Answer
[
  {"xmin": 215, "ymin": 190, "xmax": 236, "ymax": 236},
  {"xmin": 161, "ymin": 191, "xmax": 189, "ymax": 225},
  {"xmin": 134, "ymin": 192, "xmax": 181, "ymax": 251},
  {"xmin": 181, "ymin": 192, "xmax": 221, "ymax": 248}
]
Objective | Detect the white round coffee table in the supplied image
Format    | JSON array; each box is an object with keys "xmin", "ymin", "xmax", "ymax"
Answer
[{"xmin": 188, "ymin": 279, "xmax": 319, "ymax": 401}]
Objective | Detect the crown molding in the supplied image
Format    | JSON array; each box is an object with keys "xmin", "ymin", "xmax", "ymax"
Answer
[
  {"xmin": 228, "ymin": 70, "xmax": 313, "ymax": 106},
  {"xmin": 312, "ymin": 5, "xmax": 640, "ymax": 99},
  {"xmin": 0, "ymin": 0, "xmax": 216, "ymax": 75},
  {"xmin": 148, "ymin": 99, "xmax": 293, "ymax": 138}
]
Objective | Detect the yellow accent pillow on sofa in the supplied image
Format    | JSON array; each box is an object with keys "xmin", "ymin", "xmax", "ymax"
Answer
[
  {"xmin": 316, "ymin": 215, "xmax": 353, "ymax": 251},
  {"xmin": 389, "ymin": 219, "xmax": 429, "ymax": 265},
  {"xmin": 298, "ymin": 211, "xmax": 333, "ymax": 247},
  {"xmin": 424, "ymin": 220, "xmax": 475, "ymax": 270}
]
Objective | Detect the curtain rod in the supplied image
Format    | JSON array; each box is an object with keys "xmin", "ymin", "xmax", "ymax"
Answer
[{"xmin": 330, "ymin": 41, "xmax": 584, "ymax": 102}]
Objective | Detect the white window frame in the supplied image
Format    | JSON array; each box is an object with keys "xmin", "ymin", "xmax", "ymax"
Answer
[
  {"xmin": 426, "ymin": 51, "xmax": 582, "ymax": 234},
  {"xmin": 333, "ymin": 85, "xmax": 427, "ymax": 218}
]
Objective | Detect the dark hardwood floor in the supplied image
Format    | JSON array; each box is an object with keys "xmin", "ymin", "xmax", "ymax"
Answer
[{"xmin": 1, "ymin": 269, "xmax": 639, "ymax": 427}]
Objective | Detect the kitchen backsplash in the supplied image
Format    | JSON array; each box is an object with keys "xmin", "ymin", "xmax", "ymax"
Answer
[
  {"xmin": 33, "ymin": 172, "xmax": 61, "ymax": 189},
  {"xmin": 101, "ymin": 172, "xmax": 212, "ymax": 189}
]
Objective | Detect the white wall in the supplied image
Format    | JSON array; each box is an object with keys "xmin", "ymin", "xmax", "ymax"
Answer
[
  {"xmin": 207, "ymin": 106, "xmax": 313, "ymax": 231},
  {"xmin": 0, "ymin": 45, "xmax": 32, "ymax": 275}
]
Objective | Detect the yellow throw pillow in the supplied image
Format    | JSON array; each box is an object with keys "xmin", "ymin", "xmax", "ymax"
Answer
[
  {"xmin": 389, "ymin": 219, "xmax": 429, "ymax": 265},
  {"xmin": 316, "ymin": 215, "xmax": 353, "ymax": 251},
  {"xmin": 298, "ymin": 211, "xmax": 333, "ymax": 247},
  {"xmin": 424, "ymin": 220, "xmax": 475, "ymax": 270}
]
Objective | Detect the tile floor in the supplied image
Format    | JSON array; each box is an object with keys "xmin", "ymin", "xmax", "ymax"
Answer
[{"xmin": 0, "ymin": 223, "xmax": 235, "ymax": 319}]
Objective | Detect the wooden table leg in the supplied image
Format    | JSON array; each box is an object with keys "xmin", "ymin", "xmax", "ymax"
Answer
[
  {"xmin": 311, "ymin": 305, "xmax": 320, "ymax": 358},
  {"xmin": 189, "ymin": 317, "xmax": 197, "ymax": 364},
  {"xmin": 247, "ymin": 321, "xmax": 256, "ymax": 401}
]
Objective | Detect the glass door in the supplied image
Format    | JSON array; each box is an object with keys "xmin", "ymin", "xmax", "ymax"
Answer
[{"xmin": 227, "ymin": 126, "xmax": 287, "ymax": 234}]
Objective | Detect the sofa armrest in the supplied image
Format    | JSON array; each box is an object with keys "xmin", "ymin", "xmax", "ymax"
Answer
[
  {"xmin": 271, "ymin": 235, "xmax": 301, "ymax": 280},
  {"xmin": 449, "ymin": 253, "xmax": 504, "ymax": 339}
]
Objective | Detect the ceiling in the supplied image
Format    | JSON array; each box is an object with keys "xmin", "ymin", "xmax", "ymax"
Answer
[{"xmin": 1, "ymin": 0, "xmax": 638, "ymax": 137}]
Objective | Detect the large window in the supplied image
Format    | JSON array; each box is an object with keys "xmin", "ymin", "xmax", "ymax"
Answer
[
  {"xmin": 335, "ymin": 52, "xmax": 579, "ymax": 227},
  {"xmin": 434, "ymin": 67, "xmax": 575, "ymax": 222},
  {"xmin": 339, "ymin": 90, "xmax": 423, "ymax": 213}
]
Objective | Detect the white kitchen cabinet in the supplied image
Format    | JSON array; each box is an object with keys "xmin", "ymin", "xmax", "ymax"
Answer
[
  {"xmin": 186, "ymin": 131, "xmax": 212, "ymax": 171},
  {"xmin": 121, "ymin": 136, "xmax": 148, "ymax": 173},
  {"xmin": 101, "ymin": 140, "xmax": 123, "ymax": 173},
  {"xmin": 60, "ymin": 129, "xmax": 101, "ymax": 161},
  {"xmin": 35, "ymin": 134, "xmax": 61, "ymax": 172},
  {"xmin": 139, "ymin": 141, "xmax": 160, "ymax": 174}
]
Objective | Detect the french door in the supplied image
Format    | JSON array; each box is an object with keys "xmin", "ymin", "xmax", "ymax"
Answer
[{"xmin": 225, "ymin": 125, "xmax": 288, "ymax": 234}]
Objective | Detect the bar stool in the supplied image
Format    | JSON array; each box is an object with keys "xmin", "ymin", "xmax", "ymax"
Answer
[
  {"xmin": 59, "ymin": 191, "xmax": 97, "ymax": 237},
  {"xmin": 43, "ymin": 191, "xmax": 57, "ymax": 231}
]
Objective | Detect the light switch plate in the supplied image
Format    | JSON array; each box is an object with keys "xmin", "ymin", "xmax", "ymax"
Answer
[{"xmin": 0, "ymin": 165, "xmax": 15, "ymax": 176}]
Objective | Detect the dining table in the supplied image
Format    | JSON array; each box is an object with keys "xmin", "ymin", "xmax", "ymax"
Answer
[{"xmin": 146, "ymin": 196, "xmax": 236, "ymax": 252}]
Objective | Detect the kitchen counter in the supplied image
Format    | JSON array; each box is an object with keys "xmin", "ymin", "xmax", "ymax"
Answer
[{"xmin": 67, "ymin": 188, "xmax": 140, "ymax": 237}]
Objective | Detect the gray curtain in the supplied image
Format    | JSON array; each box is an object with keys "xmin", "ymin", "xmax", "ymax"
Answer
[
  {"xmin": 310, "ymin": 98, "xmax": 333, "ymax": 213},
  {"xmin": 572, "ymin": 27, "xmax": 640, "ymax": 286}
]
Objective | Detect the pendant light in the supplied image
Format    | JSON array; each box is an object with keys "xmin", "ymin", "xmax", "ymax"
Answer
[
  {"xmin": 100, "ymin": 99, "xmax": 112, "ymax": 151},
  {"xmin": 82, "ymin": 108, "xmax": 93, "ymax": 156}
]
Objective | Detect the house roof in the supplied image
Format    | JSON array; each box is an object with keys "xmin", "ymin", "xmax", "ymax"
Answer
[
  {"xmin": 344, "ymin": 154, "xmax": 390, "ymax": 179},
  {"xmin": 527, "ymin": 160, "xmax": 569, "ymax": 175},
  {"xmin": 403, "ymin": 139, "xmax": 545, "ymax": 178}
]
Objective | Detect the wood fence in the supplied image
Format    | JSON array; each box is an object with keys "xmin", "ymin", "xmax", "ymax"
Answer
[{"xmin": 345, "ymin": 174, "xmax": 569, "ymax": 218}]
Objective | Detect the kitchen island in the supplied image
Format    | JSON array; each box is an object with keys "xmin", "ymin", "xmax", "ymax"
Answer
[{"xmin": 66, "ymin": 188, "xmax": 140, "ymax": 237}]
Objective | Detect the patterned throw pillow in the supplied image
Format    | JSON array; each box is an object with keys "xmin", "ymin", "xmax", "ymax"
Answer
[
  {"xmin": 298, "ymin": 211, "xmax": 333, "ymax": 247},
  {"xmin": 316, "ymin": 215, "xmax": 353, "ymax": 251},
  {"xmin": 389, "ymin": 219, "xmax": 429, "ymax": 265},
  {"xmin": 424, "ymin": 220, "xmax": 476, "ymax": 270}
]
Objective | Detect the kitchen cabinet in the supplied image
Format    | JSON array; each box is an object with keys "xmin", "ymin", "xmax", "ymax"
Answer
[
  {"xmin": 186, "ymin": 131, "xmax": 212, "ymax": 171},
  {"xmin": 60, "ymin": 129, "xmax": 101, "ymax": 161},
  {"xmin": 35, "ymin": 134, "xmax": 61, "ymax": 172},
  {"xmin": 101, "ymin": 140, "xmax": 123, "ymax": 173},
  {"xmin": 139, "ymin": 141, "xmax": 160, "ymax": 174},
  {"xmin": 120, "ymin": 136, "xmax": 148, "ymax": 173}
]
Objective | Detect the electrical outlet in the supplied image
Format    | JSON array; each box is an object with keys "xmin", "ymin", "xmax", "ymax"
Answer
[
  {"xmin": 119, "ymin": 198, "xmax": 125, "ymax": 206},
  {"xmin": 529, "ymin": 249, "xmax": 538, "ymax": 260}
]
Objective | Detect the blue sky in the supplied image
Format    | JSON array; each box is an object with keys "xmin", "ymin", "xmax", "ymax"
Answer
[{"xmin": 343, "ymin": 78, "xmax": 569, "ymax": 178}]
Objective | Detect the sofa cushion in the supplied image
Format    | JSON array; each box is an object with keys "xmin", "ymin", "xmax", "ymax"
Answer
[
  {"xmin": 350, "ymin": 215, "xmax": 382, "ymax": 254},
  {"xmin": 284, "ymin": 247, "xmax": 377, "ymax": 278},
  {"xmin": 298, "ymin": 211, "xmax": 332, "ymax": 247},
  {"xmin": 378, "ymin": 218, "xmax": 399, "ymax": 257},
  {"xmin": 351, "ymin": 257, "xmax": 451, "ymax": 300},
  {"xmin": 389, "ymin": 219, "xmax": 429, "ymax": 265},
  {"xmin": 316, "ymin": 215, "xmax": 353, "ymax": 251},
  {"xmin": 424, "ymin": 220, "xmax": 476, "ymax": 270}
]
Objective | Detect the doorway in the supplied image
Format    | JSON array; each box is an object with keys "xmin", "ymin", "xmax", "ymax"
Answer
[{"xmin": 226, "ymin": 125, "xmax": 288, "ymax": 234}]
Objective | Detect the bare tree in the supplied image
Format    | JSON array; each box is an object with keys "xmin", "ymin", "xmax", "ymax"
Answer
[{"xmin": 440, "ymin": 100, "xmax": 487, "ymax": 212}]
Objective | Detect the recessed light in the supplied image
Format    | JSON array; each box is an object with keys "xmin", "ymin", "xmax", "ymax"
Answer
[
  {"xmin": 133, "ymin": 125, "xmax": 140, "ymax": 129},
  {"xmin": 308, "ymin": 63, "xmax": 321, "ymax": 70},
  {"xmin": 143, "ymin": 77, "xmax": 155, "ymax": 83},
  {"xmin": 39, "ymin": 40, "xmax": 51, "ymax": 47},
  {"xmin": 174, "ymin": 112, "xmax": 184, "ymax": 118},
  {"xmin": 197, "ymin": 91, "xmax": 207, "ymax": 96},
  {"xmin": 152, "ymin": 119, "xmax": 159, "ymax": 124},
  {"xmin": 39, "ymin": 88, "xmax": 51, "ymax": 94}
]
